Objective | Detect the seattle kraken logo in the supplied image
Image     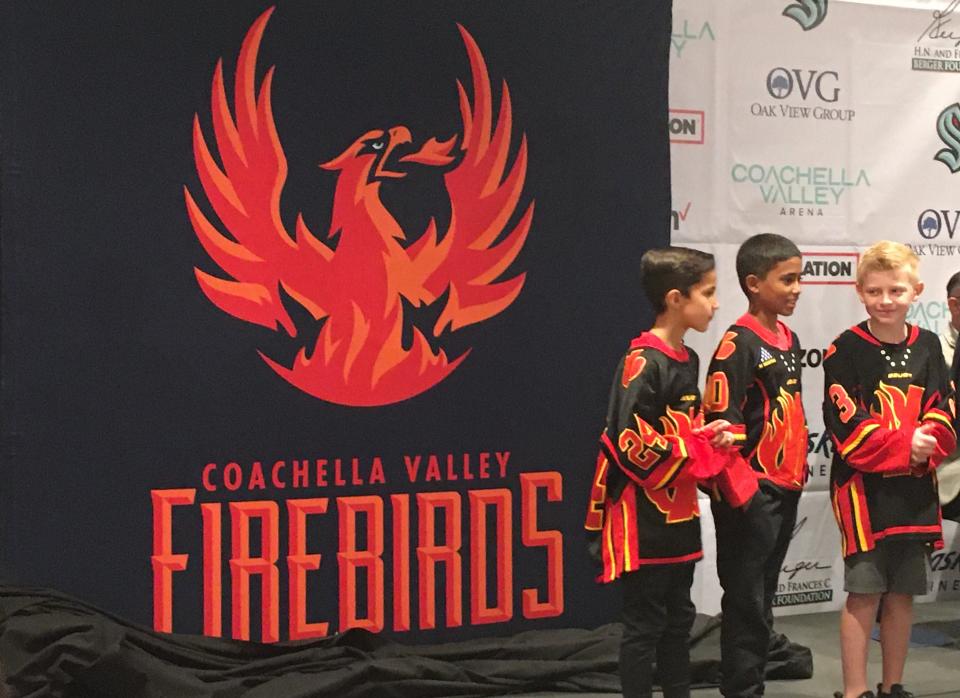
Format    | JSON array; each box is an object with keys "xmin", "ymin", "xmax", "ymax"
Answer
[
  {"xmin": 783, "ymin": 0, "xmax": 828, "ymax": 31},
  {"xmin": 935, "ymin": 103, "xmax": 960, "ymax": 173}
]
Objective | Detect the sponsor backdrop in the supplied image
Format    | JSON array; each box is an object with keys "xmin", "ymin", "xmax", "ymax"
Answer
[
  {"xmin": 671, "ymin": 0, "xmax": 960, "ymax": 615},
  {"xmin": 0, "ymin": 2, "xmax": 672, "ymax": 642}
]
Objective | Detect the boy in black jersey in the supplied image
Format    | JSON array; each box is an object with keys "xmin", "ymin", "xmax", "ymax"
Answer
[
  {"xmin": 824, "ymin": 242, "xmax": 955, "ymax": 698},
  {"xmin": 585, "ymin": 247, "xmax": 754, "ymax": 698},
  {"xmin": 703, "ymin": 233, "xmax": 811, "ymax": 698}
]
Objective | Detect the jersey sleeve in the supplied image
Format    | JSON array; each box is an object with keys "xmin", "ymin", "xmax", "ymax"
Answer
[
  {"xmin": 602, "ymin": 349, "xmax": 723, "ymax": 491},
  {"xmin": 919, "ymin": 338, "xmax": 957, "ymax": 469},
  {"xmin": 703, "ymin": 330, "xmax": 759, "ymax": 505},
  {"xmin": 822, "ymin": 339, "xmax": 913, "ymax": 474}
]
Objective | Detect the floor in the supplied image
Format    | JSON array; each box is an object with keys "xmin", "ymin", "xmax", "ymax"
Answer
[{"xmin": 508, "ymin": 600, "xmax": 960, "ymax": 697}]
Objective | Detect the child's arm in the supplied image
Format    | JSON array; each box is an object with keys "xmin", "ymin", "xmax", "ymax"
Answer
[
  {"xmin": 823, "ymin": 341, "xmax": 919, "ymax": 474},
  {"xmin": 914, "ymin": 339, "xmax": 957, "ymax": 472},
  {"xmin": 703, "ymin": 331, "xmax": 759, "ymax": 506},
  {"xmin": 605, "ymin": 355, "xmax": 724, "ymax": 491}
]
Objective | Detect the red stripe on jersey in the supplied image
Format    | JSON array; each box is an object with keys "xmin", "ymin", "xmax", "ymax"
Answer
[
  {"xmin": 630, "ymin": 331, "xmax": 690, "ymax": 362},
  {"xmin": 850, "ymin": 325, "xmax": 881, "ymax": 346},
  {"xmin": 634, "ymin": 551, "xmax": 703, "ymax": 566},
  {"xmin": 835, "ymin": 419, "xmax": 879, "ymax": 456},
  {"xmin": 607, "ymin": 497, "xmax": 624, "ymax": 580},
  {"xmin": 907, "ymin": 324, "xmax": 920, "ymax": 345},
  {"xmin": 623, "ymin": 486, "xmax": 641, "ymax": 571},
  {"xmin": 834, "ymin": 480, "xmax": 859, "ymax": 556},
  {"xmin": 747, "ymin": 380, "xmax": 772, "ymax": 470},
  {"xmin": 831, "ymin": 491, "xmax": 848, "ymax": 557},
  {"xmin": 873, "ymin": 524, "xmax": 941, "ymax": 540},
  {"xmin": 923, "ymin": 407, "xmax": 953, "ymax": 426},
  {"xmin": 734, "ymin": 313, "xmax": 793, "ymax": 350},
  {"xmin": 851, "ymin": 474, "xmax": 875, "ymax": 551}
]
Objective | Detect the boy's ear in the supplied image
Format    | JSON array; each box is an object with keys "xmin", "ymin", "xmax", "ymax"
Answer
[
  {"xmin": 664, "ymin": 288, "xmax": 683, "ymax": 309},
  {"xmin": 914, "ymin": 280, "xmax": 924, "ymax": 298},
  {"xmin": 744, "ymin": 273, "xmax": 761, "ymax": 296}
]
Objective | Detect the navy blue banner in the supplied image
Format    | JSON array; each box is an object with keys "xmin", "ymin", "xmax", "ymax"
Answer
[{"xmin": 0, "ymin": 0, "xmax": 671, "ymax": 643}]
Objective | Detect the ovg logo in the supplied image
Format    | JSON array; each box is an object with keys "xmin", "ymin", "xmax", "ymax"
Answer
[
  {"xmin": 753, "ymin": 68, "xmax": 852, "ymax": 121},
  {"xmin": 766, "ymin": 68, "xmax": 839, "ymax": 102},
  {"xmin": 935, "ymin": 103, "xmax": 960, "ymax": 173},
  {"xmin": 185, "ymin": 8, "xmax": 534, "ymax": 406},
  {"xmin": 917, "ymin": 209, "xmax": 960, "ymax": 239},
  {"xmin": 783, "ymin": 0, "xmax": 828, "ymax": 31}
]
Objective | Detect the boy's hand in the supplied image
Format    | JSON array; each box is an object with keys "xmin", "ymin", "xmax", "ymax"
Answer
[
  {"xmin": 910, "ymin": 424, "xmax": 937, "ymax": 466},
  {"xmin": 698, "ymin": 419, "xmax": 734, "ymax": 448}
]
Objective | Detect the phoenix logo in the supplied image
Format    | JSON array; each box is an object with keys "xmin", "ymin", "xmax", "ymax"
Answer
[
  {"xmin": 871, "ymin": 382, "xmax": 923, "ymax": 430},
  {"xmin": 756, "ymin": 387, "xmax": 807, "ymax": 485},
  {"xmin": 935, "ymin": 103, "xmax": 960, "ymax": 173},
  {"xmin": 783, "ymin": 0, "xmax": 828, "ymax": 31},
  {"xmin": 185, "ymin": 8, "xmax": 533, "ymax": 405}
]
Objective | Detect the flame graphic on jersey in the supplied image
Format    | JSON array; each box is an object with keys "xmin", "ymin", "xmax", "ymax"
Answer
[
  {"xmin": 185, "ymin": 8, "xmax": 533, "ymax": 405},
  {"xmin": 660, "ymin": 405, "xmax": 702, "ymax": 437},
  {"xmin": 870, "ymin": 382, "xmax": 923, "ymax": 429},
  {"xmin": 645, "ymin": 406, "xmax": 700, "ymax": 523},
  {"xmin": 755, "ymin": 387, "xmax": 806, "ymax": 483}
]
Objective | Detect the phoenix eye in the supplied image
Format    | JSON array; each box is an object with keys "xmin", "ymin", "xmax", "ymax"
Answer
[{"xmin": 371, "ymin": 141, "xmax": 385, "ymax": 150}]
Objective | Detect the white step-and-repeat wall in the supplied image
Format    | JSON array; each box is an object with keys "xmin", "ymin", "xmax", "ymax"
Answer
[{"xmin": 670, "ymin": 0, "xmax": 960, "ymax": 615}]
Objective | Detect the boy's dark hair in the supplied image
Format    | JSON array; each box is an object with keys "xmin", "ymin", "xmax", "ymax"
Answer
[
  {"xmin": 640, "ymin": 247, "xmax": 715, "ymax": 314},
  {"xmin": 735, "ymin": 233, "xmax": 802, "ymax": 295},
  {"xmin": 947, "ymin": 271, "xmax": 960, "ymax": 298}
]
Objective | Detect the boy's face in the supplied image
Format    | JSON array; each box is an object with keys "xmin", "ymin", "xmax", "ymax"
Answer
[
  {"xmin": 747, "ymin": 256, "xmax": 802, "ymax": 316},
  {"xmin": 856, "ymin": 267, "xmax": 922, "ymax": 330},
  {"xmin": 680, "ymin": 269, "xmax": 719, "ymax": 333}
]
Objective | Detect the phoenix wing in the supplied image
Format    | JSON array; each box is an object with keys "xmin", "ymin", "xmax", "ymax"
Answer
[
  {"xmin": 185, "ymin": 7, "xmax": 332, "ymax": 339},
  {"xmin": 404, "ymin": 25, "xmax": 535, "ymax": 335}
]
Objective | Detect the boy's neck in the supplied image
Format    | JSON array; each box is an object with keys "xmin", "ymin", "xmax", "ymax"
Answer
[
  {"xmin": 747, "ymin": 305, "xmax": 780, "ymax": 333},
  {"xmin": 867, "ymin": 318, "xmax": 908, "ymax": 344},
  {"xmin": 650, "ymin": 317, "xmax": 686, "ymax": 351}
]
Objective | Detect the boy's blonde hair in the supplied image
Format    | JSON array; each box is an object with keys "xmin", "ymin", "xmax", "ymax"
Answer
[{"xmin": 856, "ymin": 241, "xmax": 919, "ymax": 286}]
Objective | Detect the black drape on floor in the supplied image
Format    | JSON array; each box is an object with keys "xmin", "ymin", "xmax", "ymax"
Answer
[{"xmin": 0, "ymin": 587, "xmax": 812, "ymax": 697}]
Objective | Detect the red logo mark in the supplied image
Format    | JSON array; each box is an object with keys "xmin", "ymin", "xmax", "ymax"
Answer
[
  {"xmin": 186, "ymin": 8, "xmax": 533, "ymax": 405},
  {"xmin": 871, "ymin": 382, "xmax": 923, "ymax": 430}
]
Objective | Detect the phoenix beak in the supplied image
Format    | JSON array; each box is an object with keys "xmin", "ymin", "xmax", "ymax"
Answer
[{"xmin": 373, "ymin": 127, "xmax": 414, "ymax": 179}]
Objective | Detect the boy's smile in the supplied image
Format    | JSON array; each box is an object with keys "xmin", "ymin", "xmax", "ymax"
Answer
[
  {"xmin": 748, "ymin": 256, "xmax": 802, "ymax": 317},
  {"xmin": 857, "ymin": 268, "xmax": 923, "ymax": 336}
]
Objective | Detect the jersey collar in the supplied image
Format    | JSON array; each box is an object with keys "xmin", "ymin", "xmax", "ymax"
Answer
[
  {"xmin": 851, "ymin": 320, "xmax": 919, "ymax": 346},
  {"xmin": 735, "ymin": 313, "xmax": 792, "ymax": 350},
  {"xmin": 630, "ymin": 331, "xmax": 690, "ymax": 362}
]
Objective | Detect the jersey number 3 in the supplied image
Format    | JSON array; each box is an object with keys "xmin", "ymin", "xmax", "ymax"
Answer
[{"xmin": 829, "ymin": 384, "xmax": 856, "ymax": 424}]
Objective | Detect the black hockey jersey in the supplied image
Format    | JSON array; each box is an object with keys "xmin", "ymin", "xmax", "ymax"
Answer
[
  {"xmin": 823, "ymin": 322, "xmax": 956, "ymax": 557},
  {"xmin": 703, "ymin": 314, "xmax": 809, "ymax": 492},
  {"xmin": 585, "ymin": 332, "xmax": 728, "ymax": 583}
]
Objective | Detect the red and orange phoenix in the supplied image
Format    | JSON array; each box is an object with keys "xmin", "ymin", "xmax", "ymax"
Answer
[{"xmin": 185, "ymin": 7, "xmax": 533, "ymax": 405}]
